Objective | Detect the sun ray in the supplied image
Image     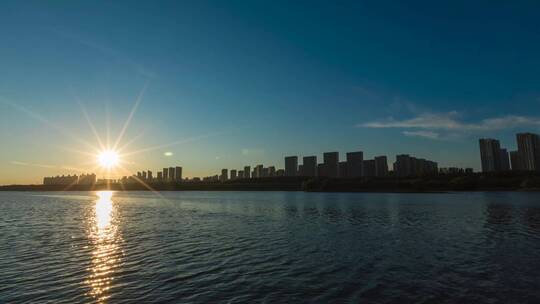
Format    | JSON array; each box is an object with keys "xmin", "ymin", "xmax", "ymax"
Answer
[
  {"xmin": 116, "ymin": 164, "xmax": 170, "ymax": 203},
  {"xmin": 105, "ymin": 101, "xmax": 111, "ymax": 149},
  {"xmin": 116, "ymin": 131, "xmax": 145, "ymax": 154},
  {"xmin": 121, "ymin": 131, "xmax": 222, "ymax": 157},
  {"xmin": 113, "ymin": 81, "xmax": 149, "ymax": 151},
  {"xmin": 62, "ymin": 164, "xmax": 100, "ymax": 191},
  {"xmin": 0, "ymin": 97, "xmax": 100, "ymax": 153},
  {"xmin": 57, "ymin": 145, "xmax": 101, "ymax": 158},
  {"xmin": 77, "ymin": 98, "xmax": 106, "ymax": 151}
]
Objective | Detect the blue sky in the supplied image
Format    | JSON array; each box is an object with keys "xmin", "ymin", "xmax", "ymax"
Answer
[{"xmin": 1, "ymin": 1, "xmax": 540, "ymax": 183}]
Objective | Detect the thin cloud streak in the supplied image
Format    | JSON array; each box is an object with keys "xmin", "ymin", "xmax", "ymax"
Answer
[
  {"xmin": 402, "ymin": 130, "xmax": 440, "ymax": 139},
  {"xmin": 10, "ymin": 161, "xmax": 90, "ymax": 173},
  {"xmin": 359, "ymin": 112, "xmax": 540, "ymax": 131}
]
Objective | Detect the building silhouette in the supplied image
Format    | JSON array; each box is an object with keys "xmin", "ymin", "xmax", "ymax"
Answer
[
  {"xmin": 362, "ymin": 159, "xmax": 376, "ymax": 177},
  {"xmin": 302, "ymin": 156, "xmax": 317, "ymax": 177},
  {"xmin": 338, "ymin": 161, "xmax": 348, "ymax": 178},
  {"xmin": 317, "ymin": 163, "xmax": 326, "ymax": 177},
  {"xmin": 220, "ymin": 169, "xmax": 228, "ymax": 182},
  {"xmin": 168, "ymin": 167, "xmax": 175, "ymax": 181},
  {"xmin": 516, "ymin": 133, "xmax": 540, "ymax": 171},
  {"xmin": 499, "ymin": 149, "xmax": 510, "ymax": 171},
  {"xmin": 346, "ymin": 151, "xmax": 363, "ymax": 178},
  {"xmin": 394, "ymin": 154, "xmax": 437, "ymax": 177},
  {"xmin": 78, "ymin": 173, "xmax": 97, "ymax": 185},
  {"xmin": 244, "ymin": 166, "xmax": 251, "ymax": 179},
  {"xmin": 230, "ymin": 169, "xmax": 237, "ymax": 179},
  {"xmin": 254, "ymin": 165, "xmax": 263, "ymax": 178},
  {"xmin": 162, "ymin": 168, "xmax": 169, "ymax": 181},
  {"xmin": 268, "ymin": 166, "xmax": 276, "ymax": 177},
  {"xmin": 323, "ymin": 152, "xmax": 339, "ymax": 178},
  {"xmin": 285, "ymin": 156, "xmax": 298, "ymax": 177},
  {"xmin": 374, "ymin": 156, "xmax": 388, "ymax": 177},
  {"xmin": 510, "ymin": 150, "xmax": 521, "ymax": 170},
  {"xmin": 479, "ymin": 138, "xmax": 503, "ymax": 172},
  {"xmin": 43, "ymin": 174, "xmax": 82, "ymax": 185},
  {"xmin": 175, "ymin": 166, "xmax": 182, "ymax": 181}
]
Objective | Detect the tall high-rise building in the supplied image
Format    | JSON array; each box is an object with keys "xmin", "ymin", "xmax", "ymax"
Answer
[
  {"xmin": 362, "ymin": 159, "xmax": 376, "ymax": 177},
  {"xmin": 268, "ymin": 166, "xmax": 276, "ymax": 177},
  {"xmin": 157, "ymin": 171, "xmax": 163, "ymax": 181},
  {"xmin": 317, "ymin": 163, "xmax": 326, "ymax": 177},
  {"xmin": 175, "ymin": 166, "xmax": 182, "ymax": 181},
  {"xmin": 147, "ymin": 170, "xmax": 153, "ymax": 181},
  {"xmin": 346, "ymin": 151, "xmax": 363, "ymax": 178},
  {"xmin": 516, "ymin": 133, "xmax": 540, "ymax": 171},
  {"xmin": 323, "ymin": 152, "xmax": 339, "ymax": 178},
  {"xmin": 230, "ymin": 169, "xmax": 237, "ymax": 179},
  {"xmin": 302, "ymin": 156, "xmax": 317, "ymax": 177},
  {"xmin": 254, "ymin": 165, "xmax": 263, "ymax": 178},
  {"xmin": 163, "ymin": 168, "xmax": 169, "ymax": 181},
  {"xmin": 510, "ymin": 150, "xmax": 522, "ymax": 171},
  {"xmin": 285, "ymin": 156, "xmax": 298, "ymax": 177},
  {"xmin": 374, "ymin": 156, "xmax": 388, "ymax": 177},
  {"xmin": 238, "ymin": 170, "xmax": 244, "ymax": 179},
  {"xmin": 168, "ymin": 167, "xmax": 175, "ymax": 181},
  {"xmin": 394, "ymin": 154, "xmax": 437, "ymax": 177},
  {"xmin": 244, "ymin": 166, "xmax": 251, "ymax": 179},
  {"xmin": 499, "ymin": 149, "xmax": 510, "ymax": 171},
  {"xmin": 142, "ymin": 171, "xmax": 147, "ymax": 180},
  {"xmin": 479, "ymin": 138, "xmax": 502, "ymax": 172},
  {"xmin": 338, "ymin": 161, "xmax": 348, "ymax": 178},
  {"xmin": 220, "ymin": 169, "xmax": 228, "ymax": 182}
]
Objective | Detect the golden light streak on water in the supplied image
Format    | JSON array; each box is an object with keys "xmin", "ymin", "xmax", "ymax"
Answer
[{"xmin": 86, "ymin": 191, "xmax": 121, "ymax": 303}]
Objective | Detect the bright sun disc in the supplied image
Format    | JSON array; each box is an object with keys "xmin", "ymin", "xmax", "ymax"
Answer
[{"xmin": 97, "ymin": 150, "xmax": 119, "ymax": 169}]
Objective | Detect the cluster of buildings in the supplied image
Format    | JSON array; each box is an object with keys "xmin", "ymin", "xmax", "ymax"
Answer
[
  {"xmin": 59, "ymin": 138, "xmax": 540, "ymax": 186},
  {"xmin": 43, "ymin": 173, "xmax": 97, "ymax": 186},
  {"xmin": 202, "ymin": 151, "xmax": 439, "ymax": 182},
  {"xmin": 479, "ymin": 132, "xmax": 540, "ymax": 172},
  {"xmin": 202, "ymin": 165, "xmax": 285, "ymax": 182},
  {"xmin": 125, "ymin": 166, "xmax": 183, "ymax": 183},
  {"xmin": 43, "ymin": 151, "xmax": 446, "ymax": 186}
]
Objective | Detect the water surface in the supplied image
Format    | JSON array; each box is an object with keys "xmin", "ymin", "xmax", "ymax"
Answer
[{"xmin": 1, "ymin": 191, "xmax": 540, "ymax": 303}]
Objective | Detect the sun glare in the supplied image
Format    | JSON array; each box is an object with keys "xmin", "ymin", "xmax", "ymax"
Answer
[{"xmin": 97, "ymin": 150, "xmax": 119, "ymax": 169}]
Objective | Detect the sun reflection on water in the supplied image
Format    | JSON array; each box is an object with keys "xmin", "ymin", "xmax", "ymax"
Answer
[{"xmin": 86, "ymin": 190, "xmax": 121, "ymax": 303}]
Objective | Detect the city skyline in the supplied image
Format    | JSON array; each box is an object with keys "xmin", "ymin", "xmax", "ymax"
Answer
[
  {"xmin": 38, "ymin": 129, "xmax": 540, "ymax": 187},
  {"xmin": 3, "ymin": 1, "xmax": 540, "ymax": 184}
]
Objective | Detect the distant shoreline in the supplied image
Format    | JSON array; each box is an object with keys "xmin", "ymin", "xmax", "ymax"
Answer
[{"xmin": 2, "ymin": 173, "xmax": 540, "ymax": 192}]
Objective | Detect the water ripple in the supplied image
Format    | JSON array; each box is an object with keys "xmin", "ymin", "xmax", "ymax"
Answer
[{"xmin": 1, "ymin": 191, "xmax": 540, "ymax": 303}]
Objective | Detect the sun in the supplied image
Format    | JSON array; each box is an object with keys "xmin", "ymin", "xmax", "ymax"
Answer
[{"xmin": 97, "ymin": 150, "xmax": 119, "ymax": 169}]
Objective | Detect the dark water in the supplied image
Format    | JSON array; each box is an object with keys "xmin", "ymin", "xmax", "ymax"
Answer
[{"xmin": 1, "ymin": 191, "xmax": 540, "ymax": 303}]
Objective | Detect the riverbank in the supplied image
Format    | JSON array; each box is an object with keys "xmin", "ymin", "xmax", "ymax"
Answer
[{"xmin": 2, "ymin": 172, "xmax": 540, "ymax": 192}]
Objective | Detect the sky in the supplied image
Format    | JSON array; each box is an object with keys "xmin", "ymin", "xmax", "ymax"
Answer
[{"xmin": 1, "ymin": 0, "xmax": 540, "ymax": 184}]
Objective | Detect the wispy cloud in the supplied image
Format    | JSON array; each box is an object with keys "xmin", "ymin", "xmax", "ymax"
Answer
[
  {"xmin": 10, "ymin": 161, "xmax": 56, "ymax": 169},
  {"xmin": 9, "ymin": 161, "xmax": 89, "ymax": 172},
  {"xmin": 357, "ymin": 111, "xmax": 540, "ymax": 140},
  {"xmin": 402, "ymin": 130, "xmax": 440, "ymax": 139},
  {"xmin": 359, "ymin": 112, "xmax": 540, "ymax": 132}
]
